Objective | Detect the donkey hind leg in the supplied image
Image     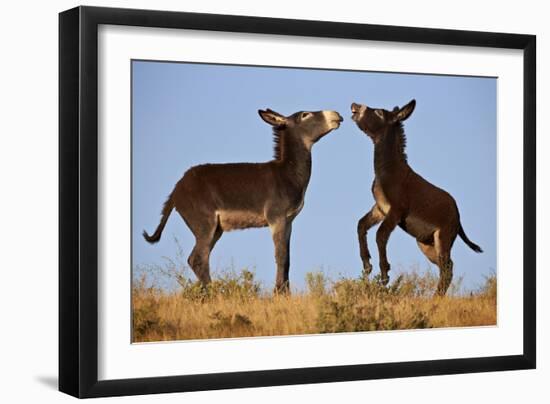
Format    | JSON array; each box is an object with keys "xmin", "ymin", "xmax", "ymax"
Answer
[
  {"xmin": 433, "ymin": 229, "xmax": 454, "ymax": 296},
  {"xmin": 375, "ymin": 211, "xmax": 399, "ymax": 286},
  {"xmin": 417, "ymin": 240, "xmax": 438, "ymax": 265},
  {"xmin": 187, "ymin": 216, "xmax": 222, "ymax": 287},
  {"xmin": 269, "ymin": 219, "xmax": 292, "ymax": 294},
  {"xmin": 357, "ymin": 205, "xmax": 384, "ymax": 277}
]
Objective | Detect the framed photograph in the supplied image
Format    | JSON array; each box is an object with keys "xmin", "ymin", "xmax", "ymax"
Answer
[{"xmin": 59, "ymin": 5, "xmax": 536, "ymax": 398}]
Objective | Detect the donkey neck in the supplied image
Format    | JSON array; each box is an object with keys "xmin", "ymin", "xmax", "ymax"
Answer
[
  {"xmin": 373, "ymin": 124, "xmax": 409, "ymax": 178},
  {"xmin": 274, "ymin": 129, "xmax": 312, "ymax": 189}
]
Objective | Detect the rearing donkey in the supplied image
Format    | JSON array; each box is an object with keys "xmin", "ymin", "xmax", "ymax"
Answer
[
  {"xmin": 143, "ymin": 108, "xmax": 343, "ymax": 293},
  {"xmin": 351, "ymin": 100, "xmax": 482, "ymax": 295}
]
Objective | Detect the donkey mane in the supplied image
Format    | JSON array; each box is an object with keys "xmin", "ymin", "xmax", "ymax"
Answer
[
  {"xmin": 390, "ymin": 105, "xmax": 408, "ymax": 162},
  {"xmin": 272, "ymin": 128, "xmax": 285, "ymax": 161},
  {"xmin": 374, "ymin": 122, "xmax": 408, "ymax": 172},
  {"xmin": 393, "ymin": 122, "xmax": 408, "ymax": 163}
]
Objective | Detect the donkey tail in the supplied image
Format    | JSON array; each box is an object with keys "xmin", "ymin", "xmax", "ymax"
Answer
[
  {"xmin": 458, "ymin": 223, "xmax": 483, "ymax": 253},
  {"xmin": 143, "ymin": 191, "xmax": 174, "ymax": 244}
]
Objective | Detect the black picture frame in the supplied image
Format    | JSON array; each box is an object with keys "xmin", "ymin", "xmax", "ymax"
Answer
[{"xmin": 59, "ymin": 5, "xmax": 536, "ymax": 398}]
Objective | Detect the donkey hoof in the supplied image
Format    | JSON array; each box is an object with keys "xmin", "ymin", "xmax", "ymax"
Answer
[
  {"xmin": 363, "ymin": 262, "xmax": 373, "ymax": 276},
  {"xmin": 435, "ymin": 288, "xmax": 447, "ymax": 297},
  {"xmin": 380, "ymin": 275, "xmax": 390, "ymax": 286},
  {"xmin": 273, "ymin": 283, "xmax": 290, "ymax": 296}
]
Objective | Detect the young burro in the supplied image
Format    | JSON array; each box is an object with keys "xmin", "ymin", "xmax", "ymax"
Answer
[
  {"xmin": 351, "ymin": 100, "xmax": 482, "ymax": 296},
  {"xmin": 144, "ymin": 109, "xmax": 343, "ymax": 293}
]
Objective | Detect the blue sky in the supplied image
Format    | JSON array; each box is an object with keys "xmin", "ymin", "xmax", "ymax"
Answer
[{"xmin": 132, "ymin": 60, "xmax": 496, "ymax": 292}]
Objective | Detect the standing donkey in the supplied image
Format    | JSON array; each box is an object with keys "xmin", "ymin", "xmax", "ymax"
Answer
[
  {"xmin": 143, "ymin": 108, "xmax": 343, "ymax": 293},
  {"xmin": 351, "ymin": 100, "xmax": 482, "ymax": 295}
]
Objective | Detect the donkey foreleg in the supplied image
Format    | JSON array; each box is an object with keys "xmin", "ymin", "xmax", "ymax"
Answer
[
  {"xmin": 357, "ymin": 205, "xmax": 384, "ymax": 277},
  {"xmin": 375, "ymin": 211, "xmax": 399, "ymax": 285},
  {"xmin": 269, "ymin": 219, "xmax": 292, "ymax": 294}
]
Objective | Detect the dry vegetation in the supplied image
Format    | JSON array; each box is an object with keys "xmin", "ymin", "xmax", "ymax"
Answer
[{"xmin": 132, "ymin": 259, "xmax": 497, "ymax": 342}]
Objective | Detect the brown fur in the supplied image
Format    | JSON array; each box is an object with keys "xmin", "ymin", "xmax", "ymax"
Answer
[
  {"xmin": 143, "ymin": 109, "xmax": 343, "ymax": 293},
  {"xmin": 351, "ymin": 100, "xmax": 482, "ymax": 296}
]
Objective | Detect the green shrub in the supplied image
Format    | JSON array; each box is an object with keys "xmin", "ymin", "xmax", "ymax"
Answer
[
  {"xmin": 314, "ymin": 273, "xmax": 433, "ymax": 333},
  {"xmin": 317, "ymin": 297, "xmax": 431, "ymax": 333},
  {"xmin": 305, "ymin": 271, "xmax": 328, "ymax": 297},
  {"xmin": 178, "ymin": 268, "xmax": 262, "ymax": 301}
]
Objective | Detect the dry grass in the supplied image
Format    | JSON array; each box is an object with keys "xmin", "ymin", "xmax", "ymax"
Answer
[{"xmin": 132, "ymin": 265, "xmax": 497, "ymax": 342}]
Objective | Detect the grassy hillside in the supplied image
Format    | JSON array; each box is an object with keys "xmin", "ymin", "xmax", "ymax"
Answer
[{"xmin": 132, "ymin": 266, "xmax": 496, "ymax": 342}]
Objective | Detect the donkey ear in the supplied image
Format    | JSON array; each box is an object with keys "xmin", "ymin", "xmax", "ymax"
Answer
[
  {"xmin": 258, "ymin": 109, "xmax": 287, "ymax": 127},
  {"xmin": 394, "ymin": 99, "xmax": 416, "ymax": 122}
]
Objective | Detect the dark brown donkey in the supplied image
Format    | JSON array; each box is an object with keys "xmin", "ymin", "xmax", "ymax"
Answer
[
  {"xmin": 351, "ymin": 100, "xmax": 482, "ymax": 295},
  {"xmin": 143, "ymin": 109, "xmax": 343, "ymax": 293}
]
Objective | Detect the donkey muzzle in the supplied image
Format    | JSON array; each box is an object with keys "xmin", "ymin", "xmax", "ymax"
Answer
[
  {"xmin": 323, "ymin": 111, "xmax": 343, "ymax": 129},
  {"xmin": 351, "ymin": 103, "xmax": 367, "ymax": 121}
]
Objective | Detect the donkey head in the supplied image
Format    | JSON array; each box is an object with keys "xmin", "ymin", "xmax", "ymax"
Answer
[
  {"xmin": 258, "ymin": 109, "xmax": 343, "ymax": 150},
  {"xmin": 351, "ymin": 100, "xmax": 416, "ymax": 142}
]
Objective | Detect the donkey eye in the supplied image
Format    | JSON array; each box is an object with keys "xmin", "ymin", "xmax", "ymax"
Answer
[
  {"xmin": 374, "ymin": 109, "xmax": 384, "ymax": 120},
  {"xmin": 301, "ymin": 112, "xmax": 311, "ymax": 119}
]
